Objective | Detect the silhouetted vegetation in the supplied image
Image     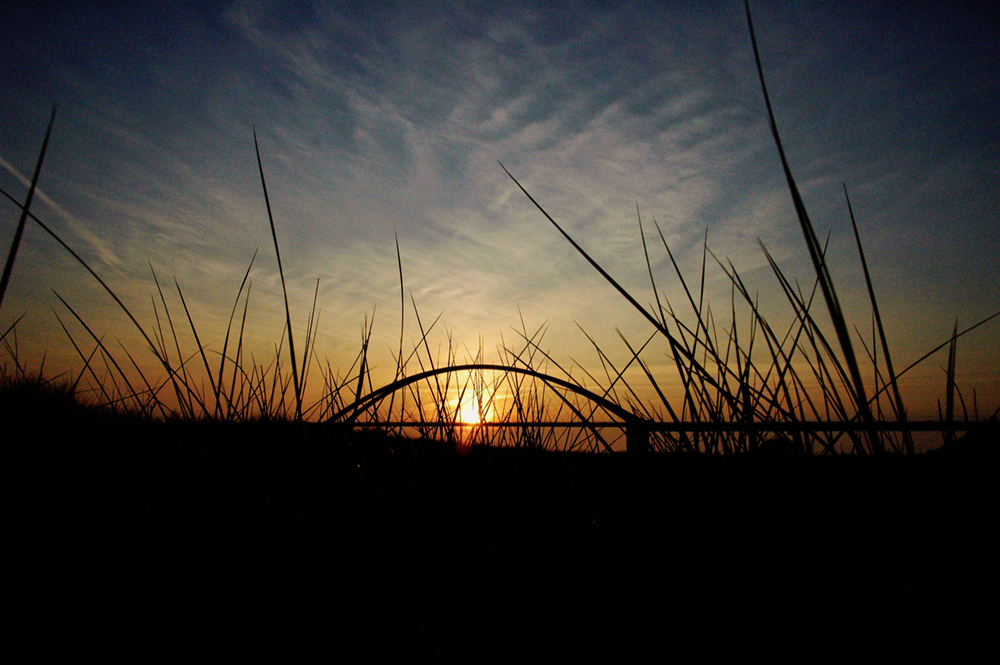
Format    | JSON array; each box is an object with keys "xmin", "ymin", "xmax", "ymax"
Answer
[{"xmin": 3, "ymin": 1, "xmax": 998, "ymax": 659}]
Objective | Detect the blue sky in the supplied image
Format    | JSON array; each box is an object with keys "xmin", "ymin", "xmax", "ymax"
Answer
[{"xmin": 2, "ymin": 0, "xmax": 998, "ymax": 421}]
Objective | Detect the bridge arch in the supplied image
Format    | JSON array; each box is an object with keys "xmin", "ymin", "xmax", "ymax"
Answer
[{"xmin": 324, "ymin": 363, "xmax": 649, "ymax": 453}]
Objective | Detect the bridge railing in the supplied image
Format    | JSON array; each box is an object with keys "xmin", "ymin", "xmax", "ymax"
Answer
[{"xmin": 333, "ymin": 419, "xmax": 993, "ymax": 454}]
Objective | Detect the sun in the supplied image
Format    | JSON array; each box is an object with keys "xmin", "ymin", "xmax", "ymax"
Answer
[{"xmin": 457, "ymin": 399, "xmax": 484, "ymax": 425}]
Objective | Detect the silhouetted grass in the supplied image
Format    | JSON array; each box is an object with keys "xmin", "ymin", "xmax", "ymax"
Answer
[
  {"xmin": 2, "ymin": 2, "xmax": 997, "ymax": 455},
  {"xmin": 488, "ymin": 2, "xmax": 1000, "ymax": 455},
  {"xmin": 4, "ymin": 5, "xmax": 1000, "ymax": 660}
]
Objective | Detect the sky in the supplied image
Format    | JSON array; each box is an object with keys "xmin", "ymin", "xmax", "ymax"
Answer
[{"xmin": 2, "ymin": 0, "xmax": 999, "ymax": 424}]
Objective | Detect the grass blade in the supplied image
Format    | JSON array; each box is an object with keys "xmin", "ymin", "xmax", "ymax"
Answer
[
  {"xmin": 253, "ymin": 128, "xmax": 302, "ymax": 419},
  {"xmin": 844, "ymin": 186, "xmax": 913, "ymax": 453},
  {"xmin": 745, "ymin": 0, "xmax": 880, "ymax": 454},
  {"xmin": 945, "ymin": 319, "xmax": 957, "ymax": 445},
  {"xmin": 0, "ymin": 106, "xmax": 56, "ymax": 313}
]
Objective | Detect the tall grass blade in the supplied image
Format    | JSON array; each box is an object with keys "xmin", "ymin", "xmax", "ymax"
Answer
[
  {"xmin": 945, "ymin": 319, "xmax": 957, "ymax": 445},
  {"xmin": 230, "ymin": 281, "xmax": 253, "ymax": 418},
  {"xmin": 637, "ymin": 206, "xmax": 666, "ymax": 328},
  {"xmin": 294, "ymin": 279, "xmax": 321, "ymax": 417},
  {"xmin": 844, "ymin": 187, "xmax": 913, "ymax": 453},
  {"xmin": 745, "ymin": 0, "xmax": 880, "ymax": 454},
  {"xmin": 350, "ymin": 310, "xmax": 374, "ymax": 423},
  {"xmin": 0, "ymin": 106, "xmax": 56, "ymax": 313},
  {"xmin": 173, "ymin": 277, "xmax": 220, "ymax": 417},
  {"xmin": 215, "ymin": 249, "xmax": 257, "ymax": 419},
  {"xmin": 409, "ymin": 293, "xmax": 448, "ymax": 423},
  {"xmin": 253, "ymin": 128, "xmax": 302, "ymax": 419},
  {"xmin": 149, "ymin": 265, "xmax": 195, "ymax": 418},
  {"xmin": 385, "ymin": 233, "xmax": 406, "ymax": 432}
]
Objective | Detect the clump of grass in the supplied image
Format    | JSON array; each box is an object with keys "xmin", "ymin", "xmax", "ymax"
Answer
[
  {"xmin": 489, "ymin": 1, "xmax": 1000, "ymax": 454},
  {"xmin": 1, "ymin": 122, "xmax": 610, "ymax": 450},
  {"xmin": 0, "ymin": 126, "xmax": 347, "ymax": 424},
  {"xmin": 0, "ymin": 365, "xmax": 87, "ymax": 424}
]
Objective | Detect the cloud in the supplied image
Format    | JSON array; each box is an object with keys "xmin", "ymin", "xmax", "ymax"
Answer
[{"xmin": 0, "ymin": 155, "xmax": 124, "ymax": 270}]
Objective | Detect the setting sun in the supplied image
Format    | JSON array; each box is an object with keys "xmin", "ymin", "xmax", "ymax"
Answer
[{"xmin": 457, "ymin": 399, "xmax": 485, "ymax": 425}]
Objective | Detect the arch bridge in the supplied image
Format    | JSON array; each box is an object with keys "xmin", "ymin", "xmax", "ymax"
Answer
[{"xmin": 323, "ymin": 363, "xmax": 650, "ymax": 453}]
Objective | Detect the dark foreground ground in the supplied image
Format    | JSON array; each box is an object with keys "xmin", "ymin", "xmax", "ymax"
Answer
[{"xmin": 8, "ymin": 392, "xmax": 998, "ymax": 661}]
